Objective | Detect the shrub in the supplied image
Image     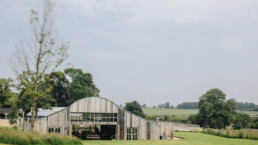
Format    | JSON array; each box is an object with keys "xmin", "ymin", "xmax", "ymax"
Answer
[
  {"xmin": 202, "ymin": 128, "xmax": 258, "ymax": 140},
  {"xmin": 238, "ymin": 132, "xmax": 243, "ymax": 138},
  {"xmin": 0, "ymin": 129, "xmax": 82, "ymax": 145}
]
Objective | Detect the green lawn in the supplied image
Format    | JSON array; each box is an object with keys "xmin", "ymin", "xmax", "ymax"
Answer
[{"xmin": 83, "ymin": 132, "xmax": 258, "ymax": 145}]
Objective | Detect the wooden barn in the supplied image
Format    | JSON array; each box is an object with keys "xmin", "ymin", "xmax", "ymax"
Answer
[{"xmin": 23, "ymin": 97, "xmax": 174, "ymax": 140}]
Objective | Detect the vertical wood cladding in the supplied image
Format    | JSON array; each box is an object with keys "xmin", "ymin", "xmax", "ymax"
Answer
[
  {"xmin": 23, "ymin": 108, "xmax": 69, "ymax": 135},
  {"xmin": 23, "ymin": 97, "xmax": 174, "ymax": 140}
]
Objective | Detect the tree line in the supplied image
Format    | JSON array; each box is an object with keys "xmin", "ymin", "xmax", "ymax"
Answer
[
  {"xmin": 0, "ymin": 68, "xmax": 99, "ymax": 121},
  {"xmin": 146, "ymin": 100, "xmax": 258, "ymax": 110}
]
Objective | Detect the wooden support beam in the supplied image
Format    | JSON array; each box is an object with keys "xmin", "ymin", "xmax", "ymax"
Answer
[
  {"xmin": 69, "ymin": 124, "xmax": 72, "ymax": 137},
  {"xmin": 116, "ymin": 124, "xmax": 120, "ymax": 140}
]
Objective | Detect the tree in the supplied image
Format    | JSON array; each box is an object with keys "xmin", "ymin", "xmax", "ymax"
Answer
[
  {"xmin": 0, "ymin": 78, "xmax": 19, "ymax": 124},
  {"xmin": 64, "ymin": 68, "xmax": 99, "ymax": 106},
  {"xmin": 47, "ymin": 71, "xmax": 69, "ymax": 107},
  {"xmin": 165, "ymin": 102, "xmax": 170, "ymax": 108},
  {"xmin": 194, "ymin": 88, "xmax": 236, "ymax": 129},
  {"xmin": 13, "ymin": 0, "xmax": 69, "ymax": 129},
  {"xmin": 124, "ymin": 101, "xmax": 145, "ymax": 118},
  {"xmin": 0, "ymin": 78, "xmax": 17, "ymax": 108},
  {"xmin": 233, "ymin": 113, "xmax": 252, "ymax": 129}
]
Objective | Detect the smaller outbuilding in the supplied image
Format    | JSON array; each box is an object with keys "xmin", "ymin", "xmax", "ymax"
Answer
[{"xmin": 0, "ymin": 108, "xmax": 24, "ymax": 127}]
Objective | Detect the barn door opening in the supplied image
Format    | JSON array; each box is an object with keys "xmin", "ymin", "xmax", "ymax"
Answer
[{"xmin": 100, "ymin": 125, "xmax": 116, "ymax": 140}]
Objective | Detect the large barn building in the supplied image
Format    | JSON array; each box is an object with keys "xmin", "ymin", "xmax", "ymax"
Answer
[{"xmin": 24, "ymin": 97, "xmax": 174, "ymax": 140}]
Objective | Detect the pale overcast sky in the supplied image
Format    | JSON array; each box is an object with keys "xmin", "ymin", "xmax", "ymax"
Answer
[{"xmin": 1, "ymin": 0, "xmax": 258, "ymax": 106}]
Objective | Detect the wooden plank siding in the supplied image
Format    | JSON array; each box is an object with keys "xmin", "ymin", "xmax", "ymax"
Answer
[
  {"xmin": 23, "ymin": 108, "xmax": 69, "ymax": 135},
  {"xmin": 23, "ymin": 97, "xmax": 174, "ymax": 140}
]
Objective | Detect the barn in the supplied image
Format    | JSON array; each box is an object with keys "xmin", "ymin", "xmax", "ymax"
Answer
[{"xmin": 24, "ymin": 97, "xmax": 174, "ymax": 140}]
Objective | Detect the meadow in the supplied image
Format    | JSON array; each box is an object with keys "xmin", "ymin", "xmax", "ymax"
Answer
[
  {"xmin": 83, "ymin": 132, "xmax": 258, "ymax": 145},
  {"xmin": 143, "ymin": 108, "xmax": 258, "ymax": 118}
]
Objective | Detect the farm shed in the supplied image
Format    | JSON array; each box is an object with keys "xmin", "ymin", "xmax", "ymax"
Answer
[
  {"xmin": 0, "ymin": 108, "xmax": 24, "ymax": 127},
  {"xmin": 23, "ymin": 97, "xmax": 174, "ymax": 140}
]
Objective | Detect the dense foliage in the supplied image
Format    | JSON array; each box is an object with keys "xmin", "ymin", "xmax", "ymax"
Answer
[
  {"xmin": 45, "ymin": 68, "xmax": 100, "ymax": 107},
  {"xmin": 0, "ymin": 127, "xmax": 82, "ymax": 145},
  {"xmin": 189, "ymin": 88, "xmax": 237, "ymax": 129},
  {"xmin": 233, "ymin": 113, "xmax": 252, "ymax": 129},
  {"xmin": 0, "ymin": 78, "xmax": 17, "ymax": 108},
  {"xmin": 64, "ymin": 68, "xmax": 100, "ymax": 106},
  {"xmin": 124, "ymin": 101, "xmax": 145, "ymax": 118},
  {"xmin": 0, "ymin": 78, "xmax": 19, "ymax": 124},
  {"xmin": 177, "ymin": 102, "xmax": 198, "ymax": 109}
]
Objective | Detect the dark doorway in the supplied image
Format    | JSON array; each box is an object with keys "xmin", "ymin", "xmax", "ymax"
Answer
[{"xmin": 100, "ymin": 125, "xmax": 116, "ymax": 140}]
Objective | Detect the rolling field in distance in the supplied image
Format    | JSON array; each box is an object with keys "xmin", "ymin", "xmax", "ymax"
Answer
[
  {"xmin": 83, "ymin": 132, "xmax": 258, "ymax": 145},
  {"xmin": 142, "ymin": 108, "xmax": 198, "ymax": 116},
  {"xmin": 143, "ymin": 108, "xmax": 258, "ymax": 118}
]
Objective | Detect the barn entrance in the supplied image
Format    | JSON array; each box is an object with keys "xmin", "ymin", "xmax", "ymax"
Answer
[
  {"xmin": 100, "ymin": 125, "xmax": 116, "ymax": 140},
  {"xmin": 71, "ymin": 124, "xmax": 117, "ymax": 140}
]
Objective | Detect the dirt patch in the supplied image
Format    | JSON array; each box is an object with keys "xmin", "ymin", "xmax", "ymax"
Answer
[{"xmin": 173, "ymin": 136, "xmax": 184, "ymax": 139}]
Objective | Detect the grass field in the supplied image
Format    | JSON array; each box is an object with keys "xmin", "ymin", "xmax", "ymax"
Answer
[
  {"xmin": 143, "ymin": 108, "xmax": 198, "ymax": 116},
  {"xmin": 143, "ymin": 108, "xmax": 258, "ymax": 117},
  {"xmin": 83, "ymin": 132, "xmax": 258, "ymax": 145}
]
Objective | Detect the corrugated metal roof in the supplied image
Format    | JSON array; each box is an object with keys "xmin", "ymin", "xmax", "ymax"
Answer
[{"xmin": 26, "ymin": 107, "xmax": 67, "ymax": 117}]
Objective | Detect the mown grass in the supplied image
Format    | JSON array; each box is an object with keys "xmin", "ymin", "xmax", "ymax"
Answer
[{"xmin": 82, "ymin": 132, "xmax": 258, "ymax": 145}]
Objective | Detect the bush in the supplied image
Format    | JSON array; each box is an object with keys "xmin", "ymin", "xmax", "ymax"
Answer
[
  {"xmin": 0, "ymin": 129, "xmax": 82, "ymax": 145},
  {"xmin": 202, "ymin": 128, "xmax": 258, "ymax": 140},
  {"xmin": 238, "ymin": 132, "xmax": 244, "ymax": 138}
]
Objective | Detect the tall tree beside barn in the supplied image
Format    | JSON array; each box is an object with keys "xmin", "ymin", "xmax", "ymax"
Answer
[
  {"xmin": 124, "ymin": 101, "xmax": 145, "ymax": 118},
  {"xmin": 46, "ymin": 69, "xmax": 100, "ymax": 107},
  {"xmin": 47, "ymin": 71, "xmax": 69, "ymax": 107},
  {"xmin": 64, "ymin": 68, "xmax": 100, "ymax": 106},
  {"xmin": 13, "ymin": 0, "xmax": 69, "ymax": 129}
]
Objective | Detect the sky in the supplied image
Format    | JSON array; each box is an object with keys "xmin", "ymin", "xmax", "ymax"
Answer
[{"xmin": 1, "ymin": 0, "xmax": 258, "ymax": 106}]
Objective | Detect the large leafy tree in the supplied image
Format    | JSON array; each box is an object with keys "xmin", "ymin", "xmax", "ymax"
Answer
[
  {"xmin": 64, "ymin": 68, "xmax": 100, "ymax": 106},
  {"xmin": 13, "ymin": 0, "xmax": 69, "ymax": 129},
  {"xmin": 124, "ymin": 101, "xmax": 145, "ymax": 118},
  {"xmin": 233, "ymin": 112, "xmax": 252, "ymax": 129},
  {"xmin": 47, "ymin": 71, "xmax": 69, "ymax": 107},
  {"xmin": 191, "ymin": 88, "xmax": 236, "ymax": 129},
  {"xmin": 0, "ymin": 78, "xmax": 17, "ymax": 108}
]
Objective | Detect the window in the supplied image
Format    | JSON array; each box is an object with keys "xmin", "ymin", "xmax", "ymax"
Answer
[
  {"xmin": 127, "ymin": 128, "xmax": 138, "ymax": 140},
  {"xmin": 55, "ymin": 128, "xmax": 60, "ymax": 133},
  {"xmin": 48, "ymin": 128, "xmax": 54, "ymax": 133},
  {"xmin": 71, "ymin": 113, "xmax": 118, "ymax": 123},
  {"xmin": 48, "ymin": 128, "xmax": 61, "ymax": 133}
]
